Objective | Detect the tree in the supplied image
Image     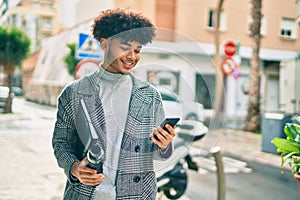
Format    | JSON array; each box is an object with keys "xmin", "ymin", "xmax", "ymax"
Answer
[
  {"xmin": 0, "ymin": 27, "xmax": 31, "ymax": 113},
  {"xmin": 213, "ymin": 0, "xmax": 225, "ymax": 126},
  {"xmin": 245, "ymin": 0, "xmax": 262, "ymax": 132},
  {"xmin": 64, "ymin": 43, "xmax": 80, "ymax": 78}
]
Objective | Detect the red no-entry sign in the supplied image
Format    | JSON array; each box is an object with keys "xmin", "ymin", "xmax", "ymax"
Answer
[
  {"xmin": 224, "ymin": 41, "xmax": 237, "ymax": 57},
  {"xmin": 221, "ymin": 57, "xmax": 237, "ymax": 75},
  {"xmin": 75, "ymin": 59, "xmax": 99, "ymax": 79}
]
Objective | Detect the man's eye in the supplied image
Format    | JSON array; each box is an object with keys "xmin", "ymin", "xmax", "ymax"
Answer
[
  {"xmin": 121, "ymin": 47, "xmax": 130, "ymax": 51},
  {"xmin": 134, "ymin": 49, "xmax": 141, "ymax": 54}
]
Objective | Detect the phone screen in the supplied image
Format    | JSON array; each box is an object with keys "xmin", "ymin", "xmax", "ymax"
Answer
[
  {"xmin": 160, "ymin": 117, "xmax": 180, "ymax": 131},
  {"xmin": 153, "ymin": 117, "xmax": 180, "ymax": 141}
]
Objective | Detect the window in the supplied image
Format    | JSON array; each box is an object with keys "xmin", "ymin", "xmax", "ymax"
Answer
[
  {"xmin": 44, "ymin": 3, "xmax": 52, "ymax": 9},
  {"xmin": 160, "ymin": 93, "xmax": 179, "ymax": 102},
  {"xmin": 43, "ymin": 18, "xmax": 52, "ymax": 29},
  {"xmin": 159, "ymin": 78, "xmax": 171, "ymax": 86},
  {"xmin": 32, "ymin": 2, "xmax": 40, "ymax": 8},
  {"xmin": 248, "ymin": 15, "xmax": 266, "ymax": 35},
  {"xmin": 207, "ymin": 9, "xmax": 226, "ymax": 31},
  {"xmin": 147, "ymin": 70, "xmax": 180, "ymax": 93},
  {"xmin": 195, "ymin": 74, "xmax": 215, "ymax": 109},
  {"xmin": 280, "ymin": 18, "xmax": 296, "ymax": 39}
]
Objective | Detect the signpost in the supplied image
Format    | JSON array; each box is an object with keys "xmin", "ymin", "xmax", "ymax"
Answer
[
  {"xmin": 221, "ymin": 40, "xmax": 240, "ymax": 79},
  {"xmin": 224, "ymin": 41, "xmax": 237, "ymax": 57},
  {"xmin": 76, "ymin": 33, "xmax": 103, "ymax": 60},
  {"xmin": 75, "ymin": 59, "xmax": 99, "ymax": 79},
  {"xmin": 221, "ymin": 57, "xmax": 237, "ymax": 75}
]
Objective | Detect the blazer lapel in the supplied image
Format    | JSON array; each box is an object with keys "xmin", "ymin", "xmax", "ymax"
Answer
[{"xmin": 76, "ymin": 70, "xmax": 107, "ymax": 157}]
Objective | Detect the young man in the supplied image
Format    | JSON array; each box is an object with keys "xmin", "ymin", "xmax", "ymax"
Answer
[{"xmin": 52, "ymin": 8, "xmax": 176, "ymax": 200}]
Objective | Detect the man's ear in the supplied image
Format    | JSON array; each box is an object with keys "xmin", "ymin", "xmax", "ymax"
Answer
[{"xmin": 100, "ymin": 38, "xmax": 108, "ymax": 51}]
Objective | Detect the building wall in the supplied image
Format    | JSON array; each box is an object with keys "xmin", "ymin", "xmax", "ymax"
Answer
[
  {"xmin": 115, "ymin": 0, "xmax": 300, "ymax": 52},
  {"xmin": 75, "ymin": 0, "xmax": 114, "ymax": 24},
  {"xmin": 178, "ymin": 0, "xmax": 300, "ymax": 52},
  {"xmin": 25, "ymin": 20, "xmax": 92, "ymax": 106},
  {"xmin": 280, "ymin": 59, "xmax": 300, "ymax": 113},
  {"xmin": 115, "ymin": 0, "xmax": 156, "ymax": 23},
  {"xmin": 114, "ymin": 0, "xmax": 300, "ymax": 122},
  {"xmin": 7, "ymin": 0, "xmax": 298, "ymax": 123},
  {"xmin": 0, "ymin": 0, "xmax": 60, "ymax": 52}
]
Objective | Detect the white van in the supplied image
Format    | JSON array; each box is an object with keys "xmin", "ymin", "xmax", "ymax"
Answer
[{"xmin": 155, "ymin": 85, "xmax": 204, "ymax": 122}]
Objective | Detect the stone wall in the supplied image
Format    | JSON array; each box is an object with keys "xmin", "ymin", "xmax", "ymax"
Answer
[
  {"xmin": 25, "ymin": 80, "xmax": 66, "ymax": 107},
  {"xmin": 23, "ymin": 19, "xmax": 92, "ymax": 106}
]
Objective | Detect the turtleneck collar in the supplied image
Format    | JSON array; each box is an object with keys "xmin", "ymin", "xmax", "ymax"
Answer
[{"xmin": 98, "ymin": 64, "xmax": 128, "ymax": 82}]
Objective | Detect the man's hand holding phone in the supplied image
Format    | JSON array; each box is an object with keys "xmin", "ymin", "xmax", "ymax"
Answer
[{"xmin": 150, "ymin": 118, "xmax": 179, "ymax": 149}]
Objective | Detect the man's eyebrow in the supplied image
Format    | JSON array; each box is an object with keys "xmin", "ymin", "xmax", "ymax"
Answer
[{"xmin": 121, "ymin": 41, "xmax": 142, "ymax": 48}]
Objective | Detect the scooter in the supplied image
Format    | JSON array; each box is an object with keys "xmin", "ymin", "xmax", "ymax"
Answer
[{"xmin": 155, "ymin": 120, "xmax": 208, "ymax": 199}]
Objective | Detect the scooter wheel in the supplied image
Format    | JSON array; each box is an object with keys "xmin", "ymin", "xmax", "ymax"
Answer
[{"xmin": 164, "ymin": 184, "xmax": 187, "ymax": 199}]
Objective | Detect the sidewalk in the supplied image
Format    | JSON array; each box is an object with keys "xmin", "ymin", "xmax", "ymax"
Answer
[
  {"xmin": 218, "ymin": 129, "xmax": 282, "ymax": 169},
  {"xmin": 189, "ymin": 122, "xmax": 282, "ymax": 171}
]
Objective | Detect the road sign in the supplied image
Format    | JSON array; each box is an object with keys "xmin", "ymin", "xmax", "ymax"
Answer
[
  {"xmin": 231, "ymin": 65, "xmax": 241, "ymax": 79},
  {"xmin": 76, "ymin": 33, "xmax": 103, "ymax": 60},
  {"xmin": 221, "ymin": 57, "xmax": 237, "ymax": 76},
  {"xmin": 75, "ymin": 59, "xmax": 99, "ymax": 79},
  {"xmin": 224, "ymin": 41, "xmax": 237, "ymax": 57}
]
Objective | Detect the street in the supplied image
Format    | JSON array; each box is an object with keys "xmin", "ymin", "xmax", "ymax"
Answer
[
  {"xmin": 0, "ymin": 98, "xmax": 299, "ymax": 200},
  {"xmin": 186, "ymin": 152, "xmax": 299, "ymax": 200}
]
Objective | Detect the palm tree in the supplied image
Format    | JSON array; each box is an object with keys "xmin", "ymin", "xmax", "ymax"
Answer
[
  {"xmin": 245, "ymin": 0, "xmax": 262, "ymax": 131},
  {"xmin": 0, "ymin": 27, "xmax": 31, "ymax": 113},
  {"xmin": 213, "ymin": 0, "xmax": 225, "ymax": 125}
]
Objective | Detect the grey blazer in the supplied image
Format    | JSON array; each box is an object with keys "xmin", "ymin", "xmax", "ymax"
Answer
[{"xmin": 52, "ymin": 69, "xmax": 173, "ymax": 200}]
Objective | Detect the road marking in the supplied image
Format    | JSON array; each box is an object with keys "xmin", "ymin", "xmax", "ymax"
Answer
[{"xmin": 190, "ymin": 146, "xmax": 253, "ymax": 174}]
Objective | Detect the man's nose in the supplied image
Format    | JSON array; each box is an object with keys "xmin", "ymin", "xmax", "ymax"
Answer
[{"xmin": 126, "ymin": 50, "xmax": 136, "ymax": 60}]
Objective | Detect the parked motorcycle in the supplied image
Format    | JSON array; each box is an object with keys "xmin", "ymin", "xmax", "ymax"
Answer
[{"xmin": 155, "ymin": 120, "xmax": 208, "ymax": 199}]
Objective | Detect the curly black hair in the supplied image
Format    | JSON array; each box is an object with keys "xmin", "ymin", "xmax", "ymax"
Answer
[{"xmin": 91, "ymin": 8, "xmax": 156, "ymax": 45}]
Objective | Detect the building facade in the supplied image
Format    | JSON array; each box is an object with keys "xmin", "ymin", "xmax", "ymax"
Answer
[
  {"xmin": 0, "ymin": 0, "xmax": 60, "ymax": 52},
  {"xmin": 2, "ymin": 0, "xmax": 298, "ymax": 128},
  {"xmin": 115, "ymin": 0, "xmax": 300, "ymax": 125}
]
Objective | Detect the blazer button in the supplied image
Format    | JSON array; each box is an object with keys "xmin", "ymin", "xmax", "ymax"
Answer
[
  {"xmin": 133, "ymin": 175, "xmax": 141, "ymax": 183},
  {"xmin": 134, "ymin": 145, "xmax": 140, "ymax": 153}
]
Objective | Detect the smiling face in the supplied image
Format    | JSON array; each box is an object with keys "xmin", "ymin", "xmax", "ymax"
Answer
[{"xmin": 101, "ymin": 38, "xmax": 142, "ymax": 74}]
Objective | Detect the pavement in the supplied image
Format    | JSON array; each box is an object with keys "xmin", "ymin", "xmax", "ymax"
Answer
[
  {"xmin": 0, "ymin": 98, "xmax": 284, "ymax": 199},
  {"xmin": 212, "ymin": 128, "xmax": 282, "ymax": 169}
]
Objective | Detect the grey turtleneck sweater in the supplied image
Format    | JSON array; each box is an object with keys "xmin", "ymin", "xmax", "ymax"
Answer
[{"xmin": 95, "ymin": 66, "xmax": 133, "ymax": 199}]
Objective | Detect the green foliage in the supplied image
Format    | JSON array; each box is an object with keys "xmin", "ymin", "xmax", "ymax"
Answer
[
  {"xmin": 0, "ymin": 26, "xmax": 31, "ymax": 113},
  {"xmin": 271, "ymin": 117, "xmax": 300, "ymax": 174},
  {"xmin": 0, "ymin": 26, "xmax": 31, "ymax": 67},
  {"xmin": 63, "ymin": 43, "xmax": 80, "ymax": 77}
]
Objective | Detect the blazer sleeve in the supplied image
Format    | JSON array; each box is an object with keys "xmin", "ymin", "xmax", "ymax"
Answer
[
  {"xmin": 152, "ymin": 89, "xmax": 174, "ymax": 160},
  {"xmin": 52, "ymin": 86, "xmax": 80, "ymax": 183}
]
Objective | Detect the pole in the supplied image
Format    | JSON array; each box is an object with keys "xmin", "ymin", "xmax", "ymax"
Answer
[{"xmin": 211, "ymin": 146, "xmax": 226, "ymax": 200}]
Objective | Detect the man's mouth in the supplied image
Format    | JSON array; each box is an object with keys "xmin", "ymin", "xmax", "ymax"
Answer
[{"xmin": 121, "ymin": 59, "xmax": 135, "ymax": 68}]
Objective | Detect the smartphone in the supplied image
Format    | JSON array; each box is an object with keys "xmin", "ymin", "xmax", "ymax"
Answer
[{"xmin": 153, "ymin": 117, "xmax": 180, "ymax": 141}]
